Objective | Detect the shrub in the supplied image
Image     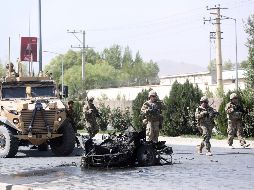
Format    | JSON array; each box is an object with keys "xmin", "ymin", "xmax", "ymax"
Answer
[
  {"xmin": 97, "ymin": 103, "xmax": 111, "ymax": 131},
  {"xmin": 111, "ymin": 107, "xmax": 132, "ymax": 132},
  {"xmin": 162, "ymin": 80, "xmax": 203, "ymax": 136},
  {"xmin": 132, "ymin": 89, "xmax": 151, "ymax": 131}
]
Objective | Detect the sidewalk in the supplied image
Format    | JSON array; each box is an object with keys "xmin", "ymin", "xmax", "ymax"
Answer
[
  {"xmin": 159, "ymin": 136, "xmax": 254, "ymax": 148},
  {"xmin": 87, "ymin": 133, "xmax": 254, "ymax": 149}
]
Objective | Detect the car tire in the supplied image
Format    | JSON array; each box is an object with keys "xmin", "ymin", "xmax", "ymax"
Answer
[
  {"xmin": 50, "ymin": 122, "xmax": 75, "ymax": 156},
  {"xmin": 0, "ymin": 125, "xmax": 19, "ymax": 158},
  {"xmin": 38, "ymin": 142, "xmax": 48, "ymax": 151},
  {"xmin": 137, "ymin": 144, "xmax": 157, "ymax": 166}
]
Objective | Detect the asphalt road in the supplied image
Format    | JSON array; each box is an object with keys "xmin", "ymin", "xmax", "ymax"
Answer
[{"xmin": 0, "ymin": 145, "xmax": 253, "ymax": 190}]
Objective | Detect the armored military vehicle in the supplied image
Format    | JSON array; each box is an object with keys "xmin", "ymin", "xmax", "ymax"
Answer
[{"xmin": 0, "ymin": 66, "xmax": 75, "ymax": 158}]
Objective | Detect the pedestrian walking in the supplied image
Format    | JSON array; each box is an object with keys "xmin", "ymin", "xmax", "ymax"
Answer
[
  {"xmin": 225, "ymin": 93, "xmax": 250, "ymax": 148},
  {"xmin": 195, "ymin": 96, "xmax": 218, "ymax": 156}
]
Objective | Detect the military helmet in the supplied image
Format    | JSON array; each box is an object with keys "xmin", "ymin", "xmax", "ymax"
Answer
[
  {"xmin": 200, "ymin": 96, "xmax": 208, "ymax": 103},
  {"xmin": 6, "ymin": 62, "xmax": 14, "ymax": 69},
  {"xmin": 68, "ymin": 100, "xmax": 74, "ymax": 105},
  {"xmin": 87, "ymin": 96, "xmax": 94, "ymax": 102},
  {"xmin": 230, "ymin": 93, "xmax": 237, "ymax": 100},
  {"xmin": 148, "ymin": 90, "xmax": 157, "ymax": 97}
]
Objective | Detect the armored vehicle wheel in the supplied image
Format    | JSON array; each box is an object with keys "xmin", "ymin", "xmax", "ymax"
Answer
[
  {"xmin": 50, "ymin": 122, "xmax": 75, "ymax": 156},
  {"xmin": 0, "ymin": 125, "xmax": 19, "ymax": 158},
  {"xmin": 38, "ymin": 142, "xmax": 48, "ymax": 151},
  {"xmin": 137, "ymin": 144, "xmax": 157, "ymax": 166}
]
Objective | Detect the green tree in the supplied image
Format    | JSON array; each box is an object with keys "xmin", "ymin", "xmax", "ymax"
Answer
[
  {"xmin": 245, "ymin": 14, "xmax": 254, "ymax": 87},
  {"xmin": 103, "ymin": 44, "xmax": 122, "ymax": 69},
  {"xmin": 162, "ymin": 80, "xmax": 203, "ymax": 136},
  {"xmin": 208, "ymin": 59, "xmax": 234, "ymax": 72},
  {"xmin": 143, "ymin": 60, "xmax": 159, "ymax": 84},
  {"xmin": 44, "ymin": 45, "xmax": 160, "ymax": 94},
  {"xmin": 240, "ymin": 60, "xmax": 248, "ymax": 69},
  {"xmin": 86, "ymin": 49, "xmax": 101, "ymax": 65},
  {"xmin": 223, "ymin": 59, "xmax": 234, "ymax": 70},
  {"xmin": 132, "ymin": 51, "xmax": 145, "ymax": 85},
  {"xmin": 122, "ymin": 47, "xmax": 133, "ymax": 70},
  {"xmin": 44, "ymin": 50, "xmax": 81, "ymax": 84},
  {"xmin": 85, "ymin": 61, "xmax": 118, "ymax": 88},
  {"xmin": 207, "ymin": 59, "xmax": 216, "ymax": 72}
]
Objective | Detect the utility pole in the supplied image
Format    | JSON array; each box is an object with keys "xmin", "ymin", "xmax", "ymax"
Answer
[
  {"xmin": 67, "ymin": 30, "xmax": 86, "ymax": 81},
  {"xmin": 204, "ymin": 5, "xmax": 227, "ymax": 90},
  {"xmin": 38, "ymin": 0, "xmax": 42, "ymax": 74}
]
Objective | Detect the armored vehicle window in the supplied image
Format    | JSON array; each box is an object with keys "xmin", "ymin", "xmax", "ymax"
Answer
[
  {"xmin": 31, "ymin": 86, "xmax": 55, "ymax": 97},
  {"xmin": 2, "ymin": 87, "xmax": 26, "ymax": 98}
]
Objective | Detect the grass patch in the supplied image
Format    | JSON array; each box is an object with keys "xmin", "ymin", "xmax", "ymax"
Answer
[{"xmin": 212, "ymin": 134, "xmax": 227, "ymax": 140}]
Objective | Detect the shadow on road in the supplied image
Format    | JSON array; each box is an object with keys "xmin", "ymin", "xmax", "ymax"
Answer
[
  {"xmin": 214, "ymin": 151, "xmax": 254, "ymax": 156},
  {"xmin": 15, "ymin": 147, "xmax": 84, "ymax": 158}
]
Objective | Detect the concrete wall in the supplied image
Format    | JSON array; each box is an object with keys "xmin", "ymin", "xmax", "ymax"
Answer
[{"xmin": 88, "ymin": 82, "xmax": 245, "ymax": 102}]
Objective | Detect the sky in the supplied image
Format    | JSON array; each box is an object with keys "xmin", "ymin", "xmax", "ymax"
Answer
[{"xmin": 0, "ymin": 0, "xmax": 254, "ymax": 74}]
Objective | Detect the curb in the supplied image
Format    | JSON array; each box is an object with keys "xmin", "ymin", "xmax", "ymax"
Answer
[{"xmin": 0, "ymin": 183, "xmax": 34, "ymax": 190}]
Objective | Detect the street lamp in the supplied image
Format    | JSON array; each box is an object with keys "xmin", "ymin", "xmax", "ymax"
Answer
[
  {"xmin": 223, "ymin": 16, "xmax": 238, "ymax": 90},
  {"xmin": 43, "ymin": 51, "xmax": 64, "ymax": 97}
]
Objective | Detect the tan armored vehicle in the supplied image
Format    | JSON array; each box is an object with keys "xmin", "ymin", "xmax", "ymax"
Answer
[{"xmin": 0, "ymin": 67, "xmax": 75, "ymax": 158}]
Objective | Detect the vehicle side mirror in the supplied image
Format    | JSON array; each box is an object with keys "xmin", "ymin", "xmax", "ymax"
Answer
[{"xmin": 63, "ymin": 85, "xmax": 68, "ymax": 98}]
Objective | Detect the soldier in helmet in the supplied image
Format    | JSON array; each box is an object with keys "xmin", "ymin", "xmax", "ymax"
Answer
[
  {"xmin": 83, "ymin": 97, "xmax": 100, "ymax": 138},
  {"xmin": 225, "ymin": 93, "xmax": 250, "ymax": 148},
  {"xmin": 195, "ymin": 96, "xmax": 218, "ymax": 156},
  {"xmin": 6, "ymin": 62, "xmax": 18, "ymax": 77},
  {"xmin": 66, "ymin": 100, "xmax": 81, "ymax": 147},
  {"xmin": 141, "ymin": 90, "xmax": 165, "ymax": 143}
]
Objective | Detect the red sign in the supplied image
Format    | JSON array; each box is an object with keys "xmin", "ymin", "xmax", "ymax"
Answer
[{"xmin": 20, "ymin": 37, "xmax": 37, "ymax": 62}]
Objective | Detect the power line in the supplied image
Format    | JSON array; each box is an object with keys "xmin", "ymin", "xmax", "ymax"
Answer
[
  {"xmin": 67, "ymin": 30, "xmax": 86, "ymax": 81},
  {"xmin": 204, "ymin": 4, "xmax": 228, "ymax": 90}
]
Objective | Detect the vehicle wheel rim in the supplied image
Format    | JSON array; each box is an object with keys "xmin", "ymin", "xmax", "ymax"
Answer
[
  {"xmin": 0, "ymin": 134, "xmax": 6, "ymax": 149},
  {"xmin": 143, "ymin": 150, "xmax": 153, "ymax": 162}
]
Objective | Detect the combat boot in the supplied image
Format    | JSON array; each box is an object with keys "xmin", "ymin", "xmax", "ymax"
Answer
[
  {"xmin": 206, "ymin": 152, "xmax": 212, "ymax": 156},
  {"xmin": 196, "ymin": 144, "xmax": 203, "ymax": 154},
  {"xmin": 241, "ymin": 143, "xmax": 250, "ymax": 148}
]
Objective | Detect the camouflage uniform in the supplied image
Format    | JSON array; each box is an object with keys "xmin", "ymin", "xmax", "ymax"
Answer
[
  {"xmin": 195, "ymin": 97, "xmax": 217, "ymax": 155},
  {"xmin": 83, "ymin": 97, "xmax": 100, "ymax": 138},
  {"xmin": 6, "ymin": 63, "xmax": 17, "ymax": 77},
  {"xmin": 141, "ymin": 90, "xmax": 165, "ymax": 143},
  {"xmin": 66, "ymin": 100, "xmax": 80, "ymax": 147},
  {"xmin": 225, "ymin": 93, "xmax": 248, "ymax": 147}
]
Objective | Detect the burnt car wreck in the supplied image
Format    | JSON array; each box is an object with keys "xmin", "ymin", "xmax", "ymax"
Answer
[{"xmin": 81, "ymin": 130, "xmax": 173, "ymax": 168}]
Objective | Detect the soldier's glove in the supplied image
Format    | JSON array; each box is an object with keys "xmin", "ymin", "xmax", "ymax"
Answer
[
  {"xmin": 228, "ymin": 108, "xmax": 234, "ymax": 113},
  {"xmin": 201, "ymin": 111, "xmax": 208, "ymax": 117},
  {"xmin": 87, "ymin": 109, "xmax": 93, "ymax": 114}
]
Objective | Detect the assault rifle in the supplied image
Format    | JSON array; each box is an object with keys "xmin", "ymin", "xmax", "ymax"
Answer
[{"xmin": 147, "ymin": 104, "xmax": 160, "ymax": 116}]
